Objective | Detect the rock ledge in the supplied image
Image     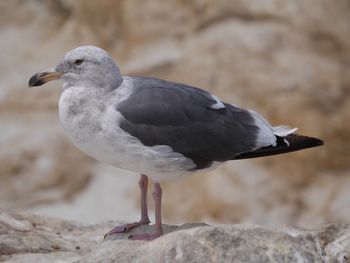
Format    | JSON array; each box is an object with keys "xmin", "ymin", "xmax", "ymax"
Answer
[{"xmin": 0, "ymin": 213, "xmax": 349, "ymax": 263}]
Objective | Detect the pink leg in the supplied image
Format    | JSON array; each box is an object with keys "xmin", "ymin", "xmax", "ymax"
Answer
[
  {"xmin": 104, "ymin": 174, "xmax": 150, "ymax": 238},
  {"xmin": 139, "ymin": 175, "xmax": 151, "ymax": 225},
  {"xmin": 129, "ymin": 182, "xmax": 163, "ymax": 240}
]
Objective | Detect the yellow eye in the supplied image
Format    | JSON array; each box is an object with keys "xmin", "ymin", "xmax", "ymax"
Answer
[{"xmin": 74, "ymin": 59, "xmax": 83, "ymax": 66}]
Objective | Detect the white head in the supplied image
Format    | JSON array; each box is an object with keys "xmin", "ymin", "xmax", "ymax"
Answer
[{"xmin": 29, "ymin": 45, "xmax": 123, "ymax": 91}]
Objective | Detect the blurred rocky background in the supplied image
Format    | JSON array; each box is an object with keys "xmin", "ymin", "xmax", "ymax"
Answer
[{"xmin": 0, "ymin": 0, "xmax": 349, "ymax": 228}]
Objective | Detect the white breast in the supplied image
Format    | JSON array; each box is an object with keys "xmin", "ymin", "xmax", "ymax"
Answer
[{"xmin": 58, "ymin": 83, "xmax": 196, "ymax": 182}]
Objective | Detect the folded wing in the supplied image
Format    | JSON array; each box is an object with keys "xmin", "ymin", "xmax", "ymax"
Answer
[{"xmin": 116, "ymin": 77, "xmax": 322, "ymax": 170}]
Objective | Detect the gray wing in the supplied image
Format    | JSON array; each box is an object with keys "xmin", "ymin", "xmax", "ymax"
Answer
[{"xmin": 117, "ymin": 77, "xmax": 262, "ymax": 170}]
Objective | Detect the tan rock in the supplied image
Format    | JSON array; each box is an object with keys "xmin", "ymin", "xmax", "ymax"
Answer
[
  {"xmin": 0, "ymin": 0, "xmax": 349, "ymax": 229},
  {"xmin": 1, "ymin": 213, "xmax": 349, "ymax": 262}
]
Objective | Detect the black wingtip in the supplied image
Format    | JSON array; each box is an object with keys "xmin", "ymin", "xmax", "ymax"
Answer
[
  {"xmin": 289, "ymin": 134, "xmax": 324, "ymax": 149},
  {"xmin": 310, "ymin": 137, "xmax": 324, "ymax": 147},
  {"xmin": 234, "ymin": 134, "xmax": 324, "ymax": 160}
]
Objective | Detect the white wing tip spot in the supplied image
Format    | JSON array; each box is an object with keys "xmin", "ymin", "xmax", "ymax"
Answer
[
  {"xmin": 284, "ymin": 138, "xmax": 290, "ymax": 146},
  {"xmin": 273, "ymin": 125, "xmax": 298, "ymax": 147},
  {"xmin": 210, "ymin": 95, "xmax": 226, "ymax": 109}
]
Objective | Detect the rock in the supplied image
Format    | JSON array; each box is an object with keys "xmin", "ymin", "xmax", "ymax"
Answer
[
  {"xmin": 0, "ymin": 116, "xmax": 93, "ymax": 211},
  {"xmin": 0, "ymin": 0, "xmax": 350, "ymax": 229},
  {"xmin": 0, "ymin": 213, "xmax": 349, "ymax": 263}
]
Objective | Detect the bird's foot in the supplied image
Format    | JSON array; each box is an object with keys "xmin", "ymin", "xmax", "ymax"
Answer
[
  {"xmin": 104, "ymin": 220, "xmax": 149, "ymax": 239},
  {"xmin": 128, "ymin": 232, "xmax": 162, "ymax": 241}
]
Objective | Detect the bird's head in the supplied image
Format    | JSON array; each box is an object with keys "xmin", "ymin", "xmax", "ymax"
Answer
[{"xmin": 28, "ymin": 45, "xmax": 122, "ymax": 90}]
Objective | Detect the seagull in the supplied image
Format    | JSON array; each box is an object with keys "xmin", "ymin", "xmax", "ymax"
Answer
[{"xmin": 28, "ymin": 45, "xmax": 323, "ymax": 240}]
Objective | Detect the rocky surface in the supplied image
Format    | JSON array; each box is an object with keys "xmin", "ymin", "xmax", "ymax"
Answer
[
  {"xmin": 0, "ymin": 213, "xmax": 349, "ymax": 263},
  {"xmin": 0, "ymin": 0, "xmax": 349, "ymax": 227}
]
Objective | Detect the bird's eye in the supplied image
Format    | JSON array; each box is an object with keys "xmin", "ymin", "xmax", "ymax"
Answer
[{"xmin": 74, "ymin": 59, "xmax": 83, "ymax": 66}]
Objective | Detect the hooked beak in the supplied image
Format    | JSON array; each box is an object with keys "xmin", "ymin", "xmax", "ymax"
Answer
[{"xmin": 28, "ymin": 69, "xmax": 63, "ymax": 87}]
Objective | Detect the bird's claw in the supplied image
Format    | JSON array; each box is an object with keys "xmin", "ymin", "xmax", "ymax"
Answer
[{"xmin": 104, "ymin": 221, "xmax": 149, "ymax": 239}]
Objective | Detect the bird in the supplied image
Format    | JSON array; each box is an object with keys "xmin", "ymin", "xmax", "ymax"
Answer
[{"xmin": 28, "ymin": 45, "xmax": 323, "ymax": 240}]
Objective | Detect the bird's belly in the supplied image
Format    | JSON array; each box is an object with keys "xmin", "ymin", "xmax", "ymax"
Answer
[
  {"xmin": 60, "ymin": 114, "xmax": 195, "ymax": 181},
  {"xmin": 58, "ymin": 89, "xmax": 196, "ymax": 181},
  {"xmin": 72, "ymin": 129, "xmax": 195, "ymax": 181}
]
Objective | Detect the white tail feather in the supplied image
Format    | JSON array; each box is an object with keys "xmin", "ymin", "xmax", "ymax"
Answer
[{"xmin": 273, "ymin": 125, "xmax": 298, "ymax": 137}]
